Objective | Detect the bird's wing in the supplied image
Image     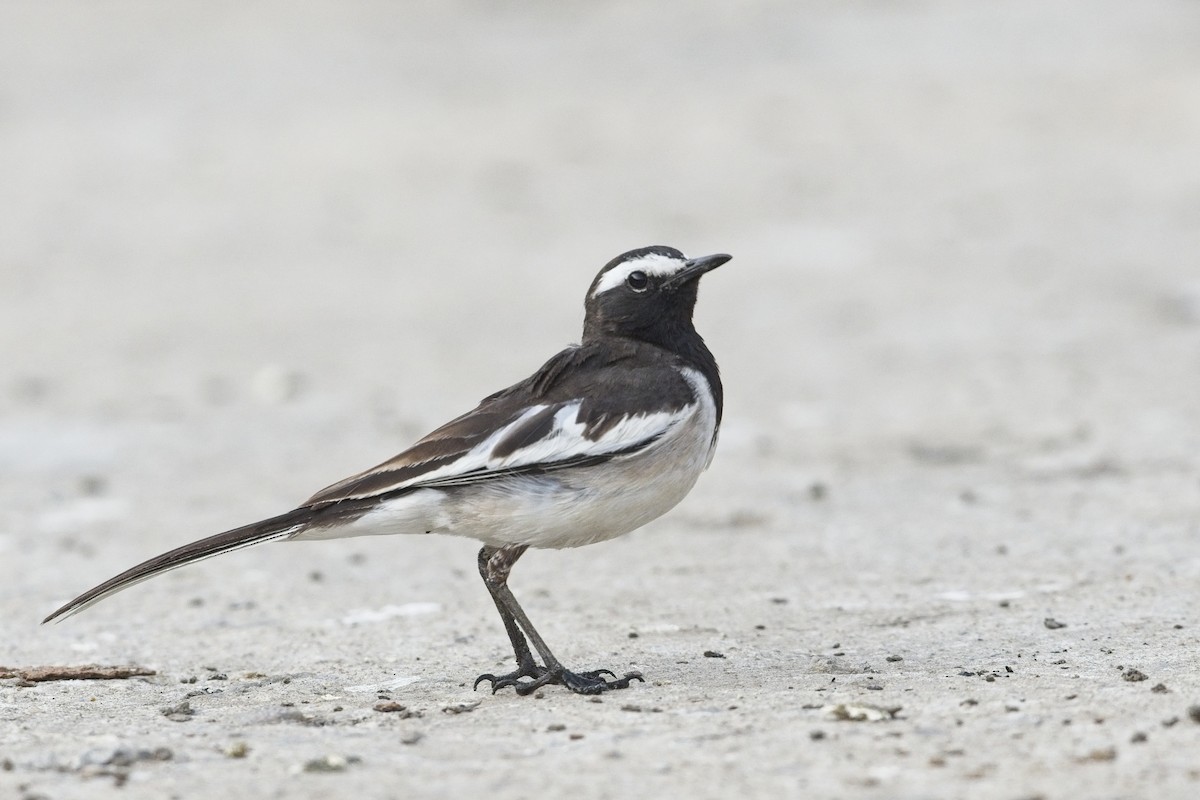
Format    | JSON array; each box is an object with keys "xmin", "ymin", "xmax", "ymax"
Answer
[
  {"xmin": 304, "ymin": 342, "xmax": 698, "ymax": 505},
  {"xmin": 42, "ymin": 342, "xmax": 699, "ymax": 624}
]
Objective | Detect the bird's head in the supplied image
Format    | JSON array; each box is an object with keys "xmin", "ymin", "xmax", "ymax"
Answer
[{"xmin": 583, "ymin": 246, "xmax": 731, "ymax": 347}]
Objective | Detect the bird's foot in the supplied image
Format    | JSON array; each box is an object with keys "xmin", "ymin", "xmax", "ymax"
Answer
[
  {"xmin": 557, "ymin": 668, "xmax": 644, "ymax": 696},
  {"xmin": 475, "ymin": 663, "xmax": 643, "ymax": 696},
  {"xmin": 473, "ymin": 659, "xmax": 548, "ymax": 694}
]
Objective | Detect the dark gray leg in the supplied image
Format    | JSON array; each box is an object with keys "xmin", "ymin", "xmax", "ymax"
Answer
[
  {"xmin": 472, "ymin": 544, "xmax": 643, "ymax": 696},
  {"xmin": 471, "ymin": 545, "xmax": 545, "ymax": 688}
]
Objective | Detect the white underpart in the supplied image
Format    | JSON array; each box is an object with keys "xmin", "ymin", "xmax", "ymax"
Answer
[
  {"xmin": 590, "ymin": 253, "xmax": 689, "ymax": 298},
  {"xmin": 303, "ymin": 367, "xmax": 719, "ymax": 550}
]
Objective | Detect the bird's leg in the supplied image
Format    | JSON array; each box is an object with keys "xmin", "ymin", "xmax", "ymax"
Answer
[
  {"xmin": 472, "ymin": 544, "xmax": 644, "ymax": 696},
  {"xmin": 472, "ymin": 545, "xmax": 546, "ymax": 691}
]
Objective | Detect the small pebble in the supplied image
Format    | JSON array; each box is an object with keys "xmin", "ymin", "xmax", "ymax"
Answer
[
  {"xmin": 373, "ymin": 702, "xmax": 420, "ymax": 718},
  {"xmin": 302, "ymin": 755, "xmax": 359, "ymax": 773},
  {"xmin": 161, "ymin": 701, "xmax": 195, "ymax": 722},
  {"xmin": 224, "ymin": 742, "xmax": 250, "ymax": 759}
]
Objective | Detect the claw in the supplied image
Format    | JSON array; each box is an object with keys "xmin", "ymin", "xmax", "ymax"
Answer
[
  {"xmin": 473, "ymin": 673, "xmax": 503, "ymax": 693},
  {"xmin": 560, "ymin": 669, "xmax": 644, "ymax": 694},
  {"xmin": 513, "ymin": 672, "xmax": 557, "ymax": 696},
  {"xmin": 473, "ymin": 660, "xmax": 549, "ymax": 694},
  {"xmin": 604, "ymin": 671, "xmax": 645, "ymax": 691},
  {"xmin": 474, "ymin": 662, "xmax": 644, "ymax": 696}
]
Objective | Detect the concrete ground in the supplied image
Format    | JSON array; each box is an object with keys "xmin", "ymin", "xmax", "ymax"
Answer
[{"xmin": 2, "ymin": 1, "xmax": 1199, "ymax": 798}]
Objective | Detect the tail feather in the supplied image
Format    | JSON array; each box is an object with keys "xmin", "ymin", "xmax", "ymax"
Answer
[{"xmin": 42, "ymin": 507, "xmax": 316, "ymax": 624}]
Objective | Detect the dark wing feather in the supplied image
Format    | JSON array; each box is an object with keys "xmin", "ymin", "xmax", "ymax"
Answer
[{"xmin": 305, "ymin": 340, "xmax": 695, "ymax": 506}]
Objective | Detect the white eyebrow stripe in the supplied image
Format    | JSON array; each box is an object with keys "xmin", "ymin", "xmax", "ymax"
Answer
[{"xmin": 590, "ymin": 253, "xmax": 687, "ymax": 298}]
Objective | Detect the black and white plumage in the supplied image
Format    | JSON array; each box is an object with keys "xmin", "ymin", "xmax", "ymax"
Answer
[{"xmin": 44, "ymin": 245, "xmax": 731, "ymax": 695}]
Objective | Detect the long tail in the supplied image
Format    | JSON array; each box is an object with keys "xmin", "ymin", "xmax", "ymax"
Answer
[{"xmin": 42, "ymin": 507, "xmax": 317, "ymax": 624}]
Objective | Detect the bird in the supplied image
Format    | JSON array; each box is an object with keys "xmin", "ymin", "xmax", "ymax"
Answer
[{"xmin": 44, "ymin": 245, "xmax": 731, "ymax": 696}]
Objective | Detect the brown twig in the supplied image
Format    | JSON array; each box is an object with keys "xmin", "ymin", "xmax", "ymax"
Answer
[{"xmin": 0, "ymin": 664, "xmax": 156, "ymax": 682}]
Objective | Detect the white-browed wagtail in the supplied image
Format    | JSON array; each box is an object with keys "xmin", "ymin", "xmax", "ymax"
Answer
[{"xmin": 44, "ymin": 245, "xmax": 731, "ymax": 695}]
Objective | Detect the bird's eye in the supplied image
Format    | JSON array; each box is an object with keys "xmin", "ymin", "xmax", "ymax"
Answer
[{"xmin": 626, "ymin": 271, "xmax": 649, "ymax": 292}]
